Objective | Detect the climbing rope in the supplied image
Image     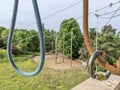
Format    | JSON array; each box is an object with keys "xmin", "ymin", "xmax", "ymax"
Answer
[{"xmin": 7, "ymin": 0, "xmax": 45, "ymax": 77}]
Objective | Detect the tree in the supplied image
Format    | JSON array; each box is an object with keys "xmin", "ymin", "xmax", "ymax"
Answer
[
  {"xmin": 0, "ymin": 27, "xmax": 7, "ymax": 48},
  {"xmin": 1, "ymin": 29, "xmax": 8, "ymax": 47},
  {"xmin": 115, "ymin": 31, "xmax": 120, "ymax": 57},
  {"xmin": 14, "ymin": 29, "xmax": 29, "ymax": 51},
  {"xmin": 0, "ymin": 26, "xmax": 6, "ymax": 37},
  {"xmin": 27, "ymin": 30, "xmax": 39, "ymax": 52},
  {"xmin": 89, "ymin": 28, "xmax": 97, "ymax": 50},
  {"xmin": 58, "ymin": 18, "xmax": 83, "ymax": 58},
  {"xmin": 89, "ymin": 28, "xmax": 96, "ymax": 41},
  {"xmin": 44, "ymin": 29, "xmax": 56, "ymax": 52},
  {"xmin": 97, "ymin": 25, "xmax": 118, "ymax": 59},
  {"xmin": 13, "ymin": 29, "xmax": 39, "ymax": 52}
]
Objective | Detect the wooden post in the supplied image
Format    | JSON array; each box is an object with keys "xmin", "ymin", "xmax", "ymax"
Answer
[
  {"xmin": 55, "ymin": 34, "xmax": 58, "ymax": 64},
  {"xmin": 63, "ymin": 33, "xmax": 64, "ymax": 62},
  {"xmin": 51, "ymin": 41, "xmax": 53, "ymax": 52},
  {"xmin": 44, "ymin": 34, "xmax": 46, "ymax": 52},
  {"xmin": 70, "ymin": 31, "xmax": 73, "ymax": 68}
]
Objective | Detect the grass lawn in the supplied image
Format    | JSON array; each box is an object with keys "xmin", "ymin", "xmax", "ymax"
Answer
[{"xmin": 0, "ymin": 49, "xmax": 89, "ymax": 90}]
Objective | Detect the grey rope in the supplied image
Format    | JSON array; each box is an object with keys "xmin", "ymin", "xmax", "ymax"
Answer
[{"xmin": 7, "ymin": 0, "xmax": 45, "ymax": 77}]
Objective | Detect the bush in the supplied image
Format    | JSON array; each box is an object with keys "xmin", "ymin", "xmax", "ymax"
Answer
[{"xmin": 11, "ymin": 44, "xmax": 18, "ymax": 55}]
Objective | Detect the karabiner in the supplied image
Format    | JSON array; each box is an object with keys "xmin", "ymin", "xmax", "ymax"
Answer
[
  {"xmin": 7, "ymin": 0, "xmax": 45, "ymax": 77},
  {"xmin": 88, "ymin": 50, "xmax": 111, "ymax": 80}
]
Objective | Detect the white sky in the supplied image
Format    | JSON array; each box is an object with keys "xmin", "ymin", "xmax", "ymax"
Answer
[{"xmin": 0, "ymin": 0, "xmax": 120, "ymax": 32}]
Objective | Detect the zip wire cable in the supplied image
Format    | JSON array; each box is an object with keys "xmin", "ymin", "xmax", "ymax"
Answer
[
  {"xmin": 99, "ymin": 8, "xmax": 120, "ymax": 17},
  {"xmin": 105, "ymin": 6, "xmax": 120, "ymax": 25},
  {"xmin": 100, "ymin": 13, "xmax": 120, "ymax": 19},
  {"xmin": 95, "ymin": 0, "xmax": 120, "ymax": 12},
  {"xmin": 22, "ymin": 0, "xmax": 120, "ymax": 29},
  {"xmin": 22, "ymin": 0, "xmax": 82, "ymax": 29},
  {"xmin": 7, "ymin": 0, "xmax": 45, "ymax": 77}
]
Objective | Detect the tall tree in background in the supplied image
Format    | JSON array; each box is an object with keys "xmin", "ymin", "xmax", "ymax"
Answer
[
  {"xmin": 50, "ymin": 30, "xmax": 56, "ymax": 52},
  {"xmin": 78, "ymin": 28, "xmax": 96, "ymax": 61},
  {"xmin": 13, "ymin": 29, "xmax": 29, "ymax": 51},
  {"xmin": 0, "ymin": 27, "xmax": 7, "ymax": 47},
  {"xmin": 42, "ymin": 23, "xmax": 56, "ymax": 52},
  {"xmin": 58, "ymin": 18, "xmax": 83, "ymax": 58},
  {"xmin": 44, "ymin": 29, "xmax": 56, "ymax": 52},
  {"xmin": 97, "ymin": 25, "xmax": 119, "ymax": 59},
  {"xmin": 27, "ymin": 30, "xmax": 39, "ymax": 52},
  {"xmin": 89, "ymin": 28, "xmax": 97, "ymax": 50},
  {"xmin": 1, "ymin": 29, "xmax": 8, "ymax": 47}
]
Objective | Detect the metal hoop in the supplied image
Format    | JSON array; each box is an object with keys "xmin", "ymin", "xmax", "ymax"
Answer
[
  {"xmin": 88, "ymin": 50, "xmax": 111, "ymax": 80},
  {"xmin": 7, "ymin": 0, "xmax": 45, "ymax": 77}
]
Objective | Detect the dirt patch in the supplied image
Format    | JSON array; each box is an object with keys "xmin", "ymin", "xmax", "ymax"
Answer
[{"xmin": 33, "ymin": 54, "xmax": 86, "ymax": 70}]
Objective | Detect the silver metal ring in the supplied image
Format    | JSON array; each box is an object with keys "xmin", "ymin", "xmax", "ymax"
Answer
[{"xmin": 88, "ymin": 50, "xmax": 111, "ymax": 80}]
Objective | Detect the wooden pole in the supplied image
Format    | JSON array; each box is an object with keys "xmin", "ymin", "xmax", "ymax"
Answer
[
  {"xmin": 70, "ymin": 31, "xmax": 73, "ymax": 68},
  {"xmin": 63, "ymin": 33, "xmax": 64, "ymax": 62},
  {"xmin": 55, "ymin": 34, "xmax": 58, "ymax": 64}
]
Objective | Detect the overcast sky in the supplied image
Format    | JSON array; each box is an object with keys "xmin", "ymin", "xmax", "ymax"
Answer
[{"xmin": 0, "ymin": 0, "xmax": 120, "ymax": 32}]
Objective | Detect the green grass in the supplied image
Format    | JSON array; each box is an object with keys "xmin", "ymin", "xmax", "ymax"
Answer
[
  {"xmin": 0, "ymin": 49, "xmax": 89, "ymax": 90},
  {"xmin": 0, "ymin": 49, "xmax": 8, "ymax": 62}
]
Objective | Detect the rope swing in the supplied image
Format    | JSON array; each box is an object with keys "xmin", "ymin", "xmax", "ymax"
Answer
[
  {"xmin": 7, "ymin": 0, "xmax": 45, "ymax": 77},
  {"xmin": 83, "ymin": 0, "xmax": 120, "ymax": 78}
]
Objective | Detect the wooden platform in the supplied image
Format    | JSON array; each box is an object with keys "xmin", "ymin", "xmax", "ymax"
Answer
[{"xmin": 71, "ymin": 75, "xmax": 120, "ymax": 90}]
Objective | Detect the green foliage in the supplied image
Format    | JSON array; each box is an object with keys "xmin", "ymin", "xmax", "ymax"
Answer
[
  {"xmin": 80, "ymin": 25, "xmax": 120, "ymax": 62},
  {"xmin": 0, "ymin": 38, "xmax": 4, "ymax": 47},
  {"xmin": 89, "ymin": 28, "xmax": 96, "ymax": 40},
  {"xmin": 13, "ymin": 29, "xmax": 40, "ymax": 52},
  {"xmin": 27, "ymin": 30, "xmax": 39, "ymax": 52},
  {"xmin": 78, "ymin": 28, "xmax": 96, "ymax": 61},
  {"xmin": 58, "ymin": 18, "xmax": 83, "ymax": 58},
  {"xmin": 0, "ymin": 27, "xmax": 8, "ymax": 47},
  {"xmin": 13, "ymin": 29, "xmax": 28, "ymax": 51},
  {"xmin": 96, "ymin": 25, "xmax": 119, "ymax": 59},
  {"xmin": 108, "ymin": 56, "xmax": 115, "ymax": 65},
  {"xmin": 44, "ymin": 29, "xmax": 56, "ymax": 52},
  {"xmin": 1, "ymin": 21, "xmax": 120, "ymax": 63},
  {"xmin": 0, "ymin": 25, "xmax": 57, "ymax": 53}
]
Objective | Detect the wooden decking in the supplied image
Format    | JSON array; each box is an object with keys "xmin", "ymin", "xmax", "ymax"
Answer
[{"xmin": 71, "ymin": 75, "xmax": 120, "ymax": 90}]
